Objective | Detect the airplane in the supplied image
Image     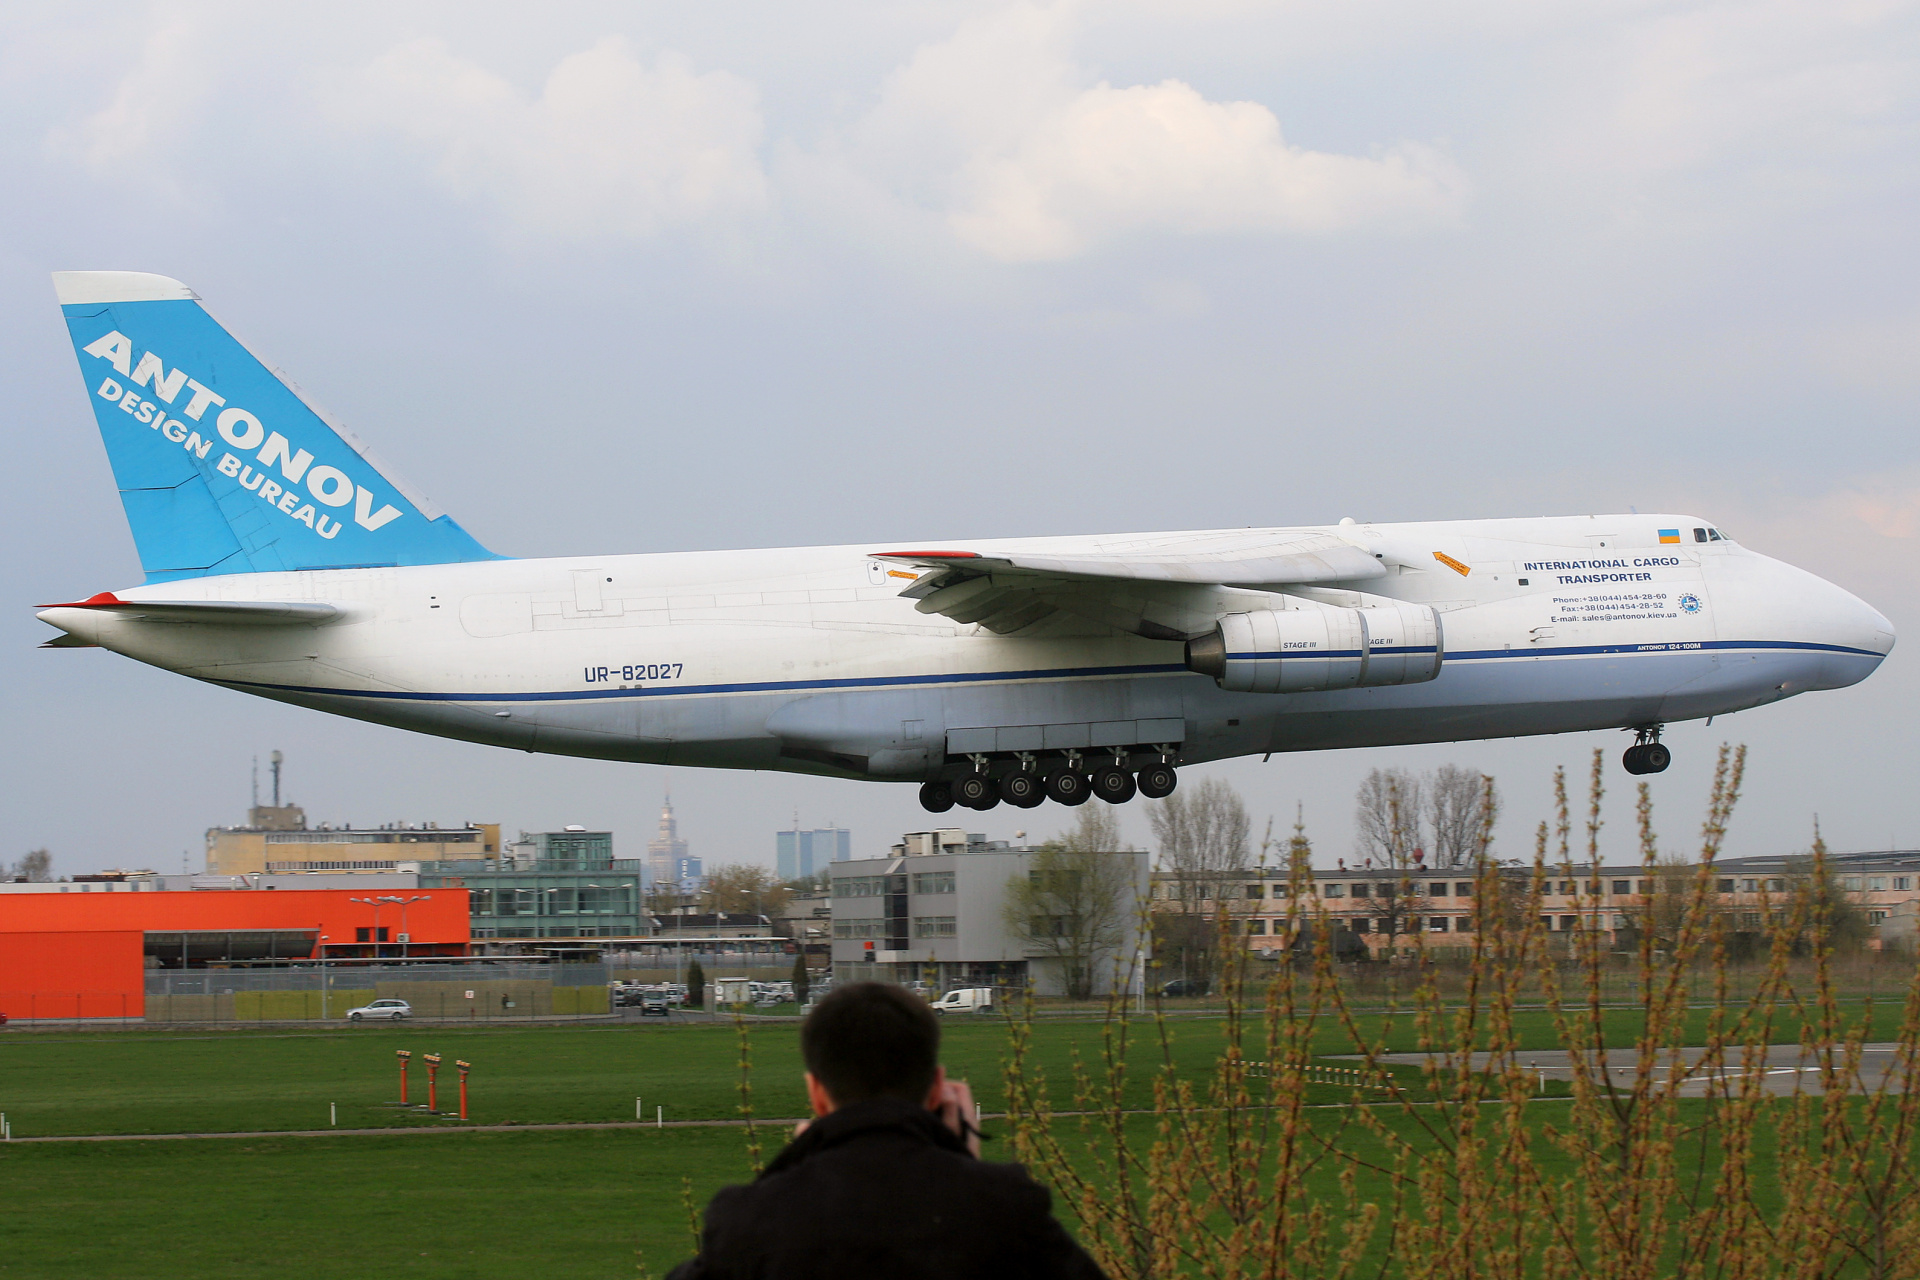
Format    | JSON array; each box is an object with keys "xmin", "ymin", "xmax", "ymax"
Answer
[{"xmin": 38, "ymin": 271, "xmax": 1894, "ymax": 814}]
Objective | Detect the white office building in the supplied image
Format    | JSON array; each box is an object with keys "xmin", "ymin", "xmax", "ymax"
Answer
[{"xmin": 828, "ymin": 829, "xmax": 1150, "ymax": 997}]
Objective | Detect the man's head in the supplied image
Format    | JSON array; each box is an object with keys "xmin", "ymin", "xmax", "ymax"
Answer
[{"xmin": 800, "ymin": 981, "xmax": 940, "ymax": 1107}]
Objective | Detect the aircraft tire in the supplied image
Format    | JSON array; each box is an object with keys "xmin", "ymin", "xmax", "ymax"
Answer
[
  {"xmin": 1137, "ymin": 764, "xmax": 1177, "ymax": 799},
  {"xmin": 1640, "ymin": 743, "xmax": 1671, "ymax": 773},
  {"xmin": 1622, "ymin": 746, "xmax": 1644, "ymax": 774},
  {"xmin": 1045, "ymin": 772, "xmax": 1091, "ymax": 806},
  {"xmin": 1000, "ymin": 773, "xmax": 1045, "ymax": 808},
  {"xmin": 953, "ymin": 774, "xmax": 994, "ymax": 808},
  {"xmin": 919, "ymin": 781, "xmax": 955, "ymax": 813},
  {"xmin": 1091, "ymin": 765, "xmax": 1137, "ymax": 804}
]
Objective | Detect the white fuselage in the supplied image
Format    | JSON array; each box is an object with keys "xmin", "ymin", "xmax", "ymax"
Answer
[{"xmin": 39, "ymin": 514, "xmax": 1893, "ymax": 783}]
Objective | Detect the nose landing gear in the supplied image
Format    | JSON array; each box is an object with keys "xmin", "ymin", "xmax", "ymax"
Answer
[{"xmin": 1622, "ymin": 726, "xmax": 1671, "ymax": 775}]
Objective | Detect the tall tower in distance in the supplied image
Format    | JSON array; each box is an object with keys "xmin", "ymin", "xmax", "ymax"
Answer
[
  {"xmin": 647, "ymin": 793, "xmax": 692, "ymax": 889},
  {"xmin": 247, "ymin": 748, "xmax": 305, "ymax": 832}
]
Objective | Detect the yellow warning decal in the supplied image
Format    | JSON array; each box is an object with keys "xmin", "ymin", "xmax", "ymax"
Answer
[{"xmin": 1432, "ymin": 551, "xmax": 1471, "ymax": 576}]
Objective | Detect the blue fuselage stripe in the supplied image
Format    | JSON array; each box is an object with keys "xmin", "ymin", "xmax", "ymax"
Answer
[{"xmin": 208, "ymin": 638, "xmax": 1880, "ymax": 706}]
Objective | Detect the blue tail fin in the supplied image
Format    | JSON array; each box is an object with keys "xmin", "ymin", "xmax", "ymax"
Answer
[{"xmin": 55, "ymin": 271, "xmax": 501, "ymax": 582}]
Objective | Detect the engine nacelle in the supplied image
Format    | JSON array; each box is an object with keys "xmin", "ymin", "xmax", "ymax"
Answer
[{"xmin": 1185, "ymin": 604, "xmax": 1442, "ymax": 693}]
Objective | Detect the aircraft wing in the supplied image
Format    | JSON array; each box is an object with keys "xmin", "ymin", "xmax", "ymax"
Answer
[{"xmin": 872, "ymin": 532, "xmax": 1386, "ymax": 640}]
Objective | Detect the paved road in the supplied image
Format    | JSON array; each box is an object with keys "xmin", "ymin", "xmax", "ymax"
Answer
[
  {"xmin": 1358, "ymin": 1044, "xmax": 1909, "ymax": 1096},
  {"xmin": 2, "ymin": 1116, "xmax": 816, "ymax": 1144}
]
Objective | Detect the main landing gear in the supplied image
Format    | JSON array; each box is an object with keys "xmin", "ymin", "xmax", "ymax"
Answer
[
  {"xmin": 1622, "ymin": 726, "xmax": 1671, "ymax": 776},
  {"xmin": 919, "ymin": 750, "xmax": 1181, "ymax": 812}
]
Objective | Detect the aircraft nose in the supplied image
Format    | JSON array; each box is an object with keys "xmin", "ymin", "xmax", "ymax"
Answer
[{"xmin": 1802, "ymin": 574, "xmax": 1893, "ymax": 689}]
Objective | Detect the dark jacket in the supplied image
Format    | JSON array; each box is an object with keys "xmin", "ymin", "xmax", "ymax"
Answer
[{"xmin": 665, "ymin": 1097, "xmax": 1108, "ymax": 1280}]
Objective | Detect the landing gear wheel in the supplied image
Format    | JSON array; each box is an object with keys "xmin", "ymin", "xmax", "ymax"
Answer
[
  {"xmin": 919, "ymin": 781, "xmax": 954, "ymax": 813},
  {"xmin": 952, "ymin": 774, "xmax": 995, "ymax": 809},
  {"xmin": 1623, "ymin": 739, "xmax": 1672, "ymax": 776},
  {"xmin": 999, "ymin": 772, "xmax": 1044, "ymax": 808},
  {"xmin": 1045, "ymin": 771, "xmax": 1092, "ymax": 806},
  {"xmin": 1137, "ymin": 764, "xmax": 1177, "ymax": 799},
  {"xmin": 1091, "ymin": 765, "xmax": 1137, "ymax": 804}
]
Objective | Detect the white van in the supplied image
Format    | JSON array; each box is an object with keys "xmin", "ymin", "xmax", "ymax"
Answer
[{"xmin": 930, "ymin": 988, "xmax": 994, "ymax": 1014}]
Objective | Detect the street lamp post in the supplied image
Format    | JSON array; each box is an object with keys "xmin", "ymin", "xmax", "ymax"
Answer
[
  {"xmin": 379, "ymin": 895, "xmax": 430, "ymax": 958},
  {"xmin": 349, "ymin": 897, "xmax": 386, "ymax": 957}
]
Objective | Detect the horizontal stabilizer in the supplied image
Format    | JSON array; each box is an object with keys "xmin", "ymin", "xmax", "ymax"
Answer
[{"xmin": 37, "ymin": 592, "xmax": 341, "ymax": 626}]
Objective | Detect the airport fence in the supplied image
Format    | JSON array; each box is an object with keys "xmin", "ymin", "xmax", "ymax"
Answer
[{"xmin": 2, "ymin": 959, "xmax": 803, "ymax": 1026}]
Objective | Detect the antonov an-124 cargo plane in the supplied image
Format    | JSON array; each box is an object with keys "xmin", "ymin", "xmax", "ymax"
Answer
[{"xmin": 38, "ymin": 271, "xmax": 1895, "ymax": 812}]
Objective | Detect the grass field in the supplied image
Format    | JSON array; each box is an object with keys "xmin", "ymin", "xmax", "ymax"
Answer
[
  {"xmin": 1, "ymin": 998, "xmax": 1904, "ymax": 1138},
  {"xmin": 0, "ymin": 1001, "xmax": 1905, "ymax": 1278}
]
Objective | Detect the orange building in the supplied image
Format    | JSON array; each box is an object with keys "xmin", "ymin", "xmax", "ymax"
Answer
[{"xmin": 0, "ymin": 886, "xmax": 469, "ymax": 1020}]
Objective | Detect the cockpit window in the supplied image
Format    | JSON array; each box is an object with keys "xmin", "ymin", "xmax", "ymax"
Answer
[
  {"xmin": 1708, "ymin": 529, "xmax": 1725, "ymax": 541},
  {"xmin": 1694, "ymin": 528, "xmax": 1708, "ymax": 542}
]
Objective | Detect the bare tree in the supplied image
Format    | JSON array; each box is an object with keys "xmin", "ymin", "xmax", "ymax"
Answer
[
  {"xmin": 1613, "ymin": 855, "xmax": 1696, "ymax": 951},
  {"xmin": 1147, "ymin": 778, "xmax": 1250, "ymax": 907},
  {"xmin": 1354, "ymin": 769, "xmax": 1423, "ymax": 869},
  {"xmin": 7, "ymin": 849, "xmax": 51, "ymax": 882},
  {"xmin": 1427, "ymin": 766, "xmax": 1498, "ymax": 870},
  {"xmin": 1005, "ymin": 805, "xmax": 1139, "ymax": 1000},
  {"xmin": 1354, "ymin": 876, "xmax": 1432, "ymax": 951},
  {"xmin": 1146, "ymin": 778, "xmax": 1250, "ymax": 985},
  {"xmin": 1355, "ymin": 766, "xmax": 1499, "ymax": 874},
  {"xmin": 701, "ymin": 864, "xmax": 793, "ymax": 921}
]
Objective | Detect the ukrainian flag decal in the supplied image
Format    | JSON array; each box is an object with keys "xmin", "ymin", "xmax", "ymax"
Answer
[{"xmin": 1657, "ymin": 529, "xmax": 1681, "ymax": 544}]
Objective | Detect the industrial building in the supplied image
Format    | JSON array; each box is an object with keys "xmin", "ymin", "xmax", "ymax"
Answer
[
  {"xmin": 205, "ymin": 812, "xmax": 501, "ymax": 875},
  {"xmin": 201, "ymin": 752, "xmax": 501, "ymax": 874},
  {"xmin": 0, "ymin": 879, "xmax": 471, "ymax": 1021},
  {"xmin": 417, "ymin": 833, "xmax": 653, "ymax": 952}
]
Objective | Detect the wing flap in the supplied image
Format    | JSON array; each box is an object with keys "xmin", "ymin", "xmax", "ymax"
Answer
[
  {"xmin": 872, "ymin": 531, "xmax": 1387, "ymax": 638},
  {"xmin": 874, "ymin": 533, "xmax": 1385, "ymax": 589}
]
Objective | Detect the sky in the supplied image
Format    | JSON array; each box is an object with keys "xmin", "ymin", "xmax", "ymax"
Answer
[{"xmin": 4, "ymin": 1, "xmax": 1918, "ymax": 878}]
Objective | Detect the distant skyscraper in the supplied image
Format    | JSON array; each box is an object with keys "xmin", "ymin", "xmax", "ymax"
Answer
[
  {"xmin": 647, "ymin": 795, "xmax": 688, "ymax": 888},
  {"xmin": 777, "ymin": 823, "xmax": 851, "ymax": 880}
]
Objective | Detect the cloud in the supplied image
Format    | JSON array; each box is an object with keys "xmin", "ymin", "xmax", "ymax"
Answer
[
  {"xmin": 950, "ymin": 80, "xmax": 1469, "ymax": 260},
  {"xmin": 841, "ymin": 4, "xmax": 1470, "ymax": 262},
  {"xmin": 332, "ymin": 36, "xmax": 767, "ymax": 240},
  {"xmin": 45, "ymin": 16, "xmax": 205, "ymax": 192}
]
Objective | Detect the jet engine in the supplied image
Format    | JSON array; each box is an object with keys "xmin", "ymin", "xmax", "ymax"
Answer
[{"xmin": 1184, "ymin": 603, "xmax": 1442, "ymax": 693}]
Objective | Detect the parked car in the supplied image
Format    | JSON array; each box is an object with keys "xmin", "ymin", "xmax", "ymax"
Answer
[
  {"xmin": 639, "ymin": 990, "xmax": 672, "ymax": 1017},
  {"xmin": 346, "ymin": 998, "xmax": 411, "ymax": 1022},
  {"xmin": 1158, "ymin": 978, "xmax": 1211, "ymax": 999},
  {"xmin": 930, "ymin": 987, "xmax": 994, "ymax": 1014}
]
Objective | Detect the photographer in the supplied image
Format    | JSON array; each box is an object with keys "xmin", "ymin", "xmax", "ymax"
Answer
[{"xmin": 669, "ymin": 981, "xmax": 1106, "ymax": 1279}]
